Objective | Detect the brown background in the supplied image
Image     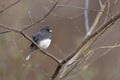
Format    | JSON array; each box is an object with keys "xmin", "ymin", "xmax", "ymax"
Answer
[{"xmin": 0, "ymin": 0, "xmax": 120, "ymax": 80}]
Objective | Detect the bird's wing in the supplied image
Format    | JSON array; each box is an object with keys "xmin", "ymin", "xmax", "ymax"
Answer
[
  {"xmin": 32, "ymin": 32, "xmax": 42, "ymax": 42},
  {"xmin": 32, "ymin": 31, "xmax": 51, "ymax": 43}
]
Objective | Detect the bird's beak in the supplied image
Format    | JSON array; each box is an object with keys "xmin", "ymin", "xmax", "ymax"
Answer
[{"xmin": 49, "ymin": 29, "xmax": 52, "ymax": 33}]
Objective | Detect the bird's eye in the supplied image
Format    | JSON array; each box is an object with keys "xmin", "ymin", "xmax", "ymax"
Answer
[
  {"xmin": 46, "ymin": 29, "xmax": 49, "ymax": 31},
  {"xmin": 46, "ymin": 29, "xmax": 52, "ymax": 33}
]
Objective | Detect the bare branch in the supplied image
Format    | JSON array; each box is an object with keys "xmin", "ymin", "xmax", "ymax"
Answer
[
  {"xmin": 0, "ymin": 31, "xmax": 11, "ymax": 34},
  {"xmin": 28, "ymin": 11, "xmax": 33, "ymax": 24},
  {"xmin": 100, "ymin": 43, "xmax": 120, "ymax": 48},
  {"xmin": 0, "ymin": 24, "xmax": 21, "ymax": 33},
  {"xmin": 99, "ymin": 0, "xmax": 104, "ymax": 8},
  {"xmin": 63, "ymin": 12, "xmax": 120, "ymax": 64},
  {"xmin": 87, "ymin": 1, "xmax": 106, "ymax": 36},
  {"xmin": 58, "ymin": 4, "xmax": 85, "ymax": 9},
  {"xmin": 0, "ymin": 24, "xmax": 60, "ymax": 64},
  {"xmin": 43, "ymin": 6, "xmax": 57, "ymax": 17},
  {"xmin": 0, "ymin": 1, "xmax": 60, "ymax": 64},
  {"xmin": 0, "ymin": 0, "xmax": 120, "ymax": 80},
  {"xmin": 0, "ymin": 0, "xmax": 21, "ymax": 14},
  {"xmin": 57, "ymin": 17, "xmax": 113, "ymax": 79},
  {"xmin": 21, "ymin": 32, "xmax": 61, "ymax": 64},
  {"xmin": 84, "ymin": 0, "xmax": 90, "ymax": 34},
  {"xmin": 22, "ymin": 1, "xmax": 59, "ymax": 31},
  {"xmin": 51, "ymin": 64, "xmax": 62, "ymax": 80},
  {"xmin": 49, "ymin": 0, "xmax": 53, "ymax": 3},
  {"xmin": 54, "ymin": 13, "xmax": 120, "ymax": 79}
]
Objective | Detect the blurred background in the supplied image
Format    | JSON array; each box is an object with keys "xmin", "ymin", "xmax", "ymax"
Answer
[{"xmin": 0, "ymin": 0, "xmax": 120, "ymax": 80}]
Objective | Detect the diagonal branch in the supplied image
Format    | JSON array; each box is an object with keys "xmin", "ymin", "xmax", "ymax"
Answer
[
  {"xmin": 0, "ymin": 1, "xmax": 60, "ymax": 64},
  {"xmin": 87, "ymin": 1, "xmax": 106, "ymax": 36},
  {"xmin": 0, "ymin": 0, "xmax": 21, "ymax": 14},
  {"xmin": 0, "ymin": 31, "xmax": 11, "ymax": 34},
  {"xmin": 0, "ymin": 24, "xmax": 60, "ymax": 64},
  {"xmin": 50, "ymin": 13, "xmax": 120, "ymax": 80},
  {"xmin": 62, "ymin": 13, "xmax": 120, "ymax": 64},
  {"xmin": 22, "ymin": 1, "xmax": 59, "ymax": 31}
]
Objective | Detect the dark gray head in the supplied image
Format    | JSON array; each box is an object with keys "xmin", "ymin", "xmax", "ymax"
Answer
[{"xmin": 40, "ymin": 25, "xmax": 52, "ymax": 33}]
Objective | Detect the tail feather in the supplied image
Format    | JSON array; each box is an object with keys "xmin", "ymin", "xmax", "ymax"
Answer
[{"xmin": 25, "ymin": 48, "xmax": 34, "ymax": 61}]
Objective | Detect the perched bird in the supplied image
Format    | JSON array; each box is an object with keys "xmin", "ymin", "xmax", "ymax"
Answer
[{"xmin": 26, "ymin": 25, "xmax": 52, "ymax": 60}]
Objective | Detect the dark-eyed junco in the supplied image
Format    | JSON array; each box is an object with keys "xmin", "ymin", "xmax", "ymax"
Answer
[{"xmin": 26, "ymin": 25, "xmax": 52, "ymax": 60}]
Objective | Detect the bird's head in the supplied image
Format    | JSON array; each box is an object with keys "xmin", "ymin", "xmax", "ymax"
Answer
[{"xmin": 40, "ymin": 25, "xmax": 52, "ymax": 33}]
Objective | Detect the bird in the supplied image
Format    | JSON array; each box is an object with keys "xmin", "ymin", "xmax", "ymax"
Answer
[{"xmin": 25, "ymin": 25, "xmax": 52, "ymax": 61}]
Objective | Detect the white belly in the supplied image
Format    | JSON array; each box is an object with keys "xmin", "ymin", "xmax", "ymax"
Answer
[{"xmin": 39, "ymin": 39, "xmax": 51, "ymax": 49}]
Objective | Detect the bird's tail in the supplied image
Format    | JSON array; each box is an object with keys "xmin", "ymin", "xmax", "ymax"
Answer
[{"xmin": 25, "ymin": 47, "xmax": 34, "ymax": 61}]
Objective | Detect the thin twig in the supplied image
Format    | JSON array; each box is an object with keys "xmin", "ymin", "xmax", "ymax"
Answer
[
  {"xmin": 0, "ymin": 24, "xmax": 21, "ymax": 32},
  {"xmin": 84, "ymin": 0, "xmax": 90, "ymax": 34},
  {"xmin": 22, "ymin": 1, "xmax": 59, "ymax": 31},
  {"xmin": 0, "ymin": 31, "xmax": 11, "ymax": 34},
  {"xmin": 103, "ymin": 0, "xmax": 111, "ymax": 23},
  {"xmin": 49, "ymin": 0, "xmax": 53, "ymax": 3},
  {"xmin": 28, "ymin": 11, "xmax": 33, "ymax": 24},
  {"xmin": 100, "ymin": 44, "xmax": 120, "ymax": 48},
  {"xmin": 58, "ymin": 4, "xmax": 85, "ymax": 9},
  {"xmin": 0, "ymin": 0, "xmax": 21, "ymax": 14},
  {"xmin": 87, "ymin": 1, "xmax": 106, "ymax": 36}
]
